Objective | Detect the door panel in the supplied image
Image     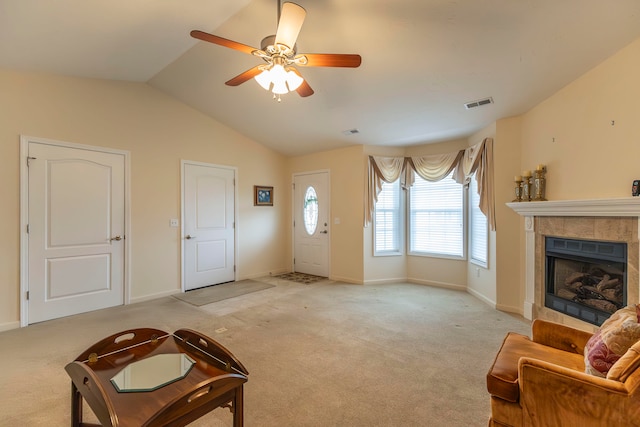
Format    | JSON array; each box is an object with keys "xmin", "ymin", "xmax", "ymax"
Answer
[
  {"xmin": 293, "ymin": 172, "xmax": 329, "ymax": 277},
  {"xmin": 183, "ymin": 163, "xmax": 235, "ymax": 290},
  {"xmin": 27, "ymin": 141, "xmax": 126, "ymax": 324}
]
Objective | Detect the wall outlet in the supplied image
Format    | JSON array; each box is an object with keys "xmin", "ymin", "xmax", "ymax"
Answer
[{"xmin": 170, "ymin": 218, "xmax": 179, "ymax": 227}]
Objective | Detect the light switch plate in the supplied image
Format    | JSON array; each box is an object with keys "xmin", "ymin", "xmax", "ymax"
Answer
[{"xmin": 170, "ymin": 218, "xmax": 179, "ymax": 227}]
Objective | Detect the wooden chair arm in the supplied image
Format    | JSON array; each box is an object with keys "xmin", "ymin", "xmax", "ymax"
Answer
[{"xmin": 531, "ymin": 319, "xmax": 593, "ymax": 354}]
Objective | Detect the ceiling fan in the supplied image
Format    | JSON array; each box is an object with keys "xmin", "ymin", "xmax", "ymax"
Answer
[{"xmin": 190, "ymin": 1, "xmax": 362, "ymax": 100}]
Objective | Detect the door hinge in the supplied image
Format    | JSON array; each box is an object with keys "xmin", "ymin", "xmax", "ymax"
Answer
[
  {"xmin": 27, "ymin": 156, "xmax": 36, "ymax": 167},
  {"xmin": 26, "ymin": 224, "xmax": 29, "ymax": 234},
  {"xmin": 292, "ymin": 183, "xmax": 295, "ymax": 190},
  {"xmin": 26, "ymin": 291, "xmax": 29, "ymax": 300},
  {"xmin": 293, "ymin": 258, "xmax": 296, "ymax": 264},
  {"xmin": 234, "ymin": 265, "xmax": 236, "ymax": 272},
  {"xmin": 233, "ymin": 222, "xmax": 235, "ymax": 229}
]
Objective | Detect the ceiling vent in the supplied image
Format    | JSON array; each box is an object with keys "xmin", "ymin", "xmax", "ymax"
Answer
[
  {"xmin": 342, "ymin": 128, "xmax": 360, "ymax": 136},
  {"xmin": 464, "ymin": 97, "xmax": 494, "ymax": 110}
]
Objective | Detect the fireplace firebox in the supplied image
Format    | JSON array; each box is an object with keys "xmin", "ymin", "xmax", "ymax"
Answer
[{"xmin": 545, "ymin": 237, "xmax": 627, "ymax": 326}]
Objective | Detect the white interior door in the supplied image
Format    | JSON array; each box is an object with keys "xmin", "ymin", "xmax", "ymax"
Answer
[
  {"xmin": 183, "ymin": 162, "xmax": 235, "ymax": 291},
  {"xmin": 26, "ymin": 140, "xmax": 126, "ymax": 324},
  {"xmin": 293, "ymin": 171, "xmax": 330, "ymax": 277}
]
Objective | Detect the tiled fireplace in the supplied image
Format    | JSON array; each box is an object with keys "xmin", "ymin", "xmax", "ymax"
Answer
[{"xmin": 508, "ymin": 198, "xmax": 640, "ymax": 332}]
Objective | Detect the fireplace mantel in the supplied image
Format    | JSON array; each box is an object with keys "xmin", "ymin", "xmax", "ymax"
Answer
[
  {"xmin": 507, "ymin": 197, "xmax": 640, "ymax": 217},
  {"xmin": 506, "ymin": 197, "xmax": 640, "ymax": 328}
]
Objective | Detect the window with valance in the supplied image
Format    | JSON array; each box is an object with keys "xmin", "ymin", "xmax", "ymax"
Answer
[{"xmin": 365, "ymin": 138, "xmax": 496, "ymax": 231}]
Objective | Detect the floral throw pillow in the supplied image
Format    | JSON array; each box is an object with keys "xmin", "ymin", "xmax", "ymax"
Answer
[{"xmin": 584, "ymin": 305, "xmax": 640, "ymax": 377}]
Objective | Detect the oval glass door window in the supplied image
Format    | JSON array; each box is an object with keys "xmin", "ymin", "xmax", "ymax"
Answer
[{"xmin": 303, "ymin": 186, "xmax": 319, "ymax": 235}]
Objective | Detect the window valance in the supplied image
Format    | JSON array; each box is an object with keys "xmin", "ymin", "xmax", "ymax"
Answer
[{"xmin": 365, "ymin": 138, "xmax": 495, "ymax": 230}]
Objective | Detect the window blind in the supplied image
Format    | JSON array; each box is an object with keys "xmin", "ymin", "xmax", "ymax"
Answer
[
  {"xmin": 374, "ymin": 180, "xmax": 401, "ymax": 255},
  {"xmin": 469, "ymin": 175, "xmax": 488, "ymax": 266},
  {"xmin": 409, "ymin": 173, "xmax": 463, "ymax": 257}
]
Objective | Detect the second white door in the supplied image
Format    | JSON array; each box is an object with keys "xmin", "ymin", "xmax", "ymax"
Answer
[
  {"xmin": 183, "ymin": 162, "xmax": 236, "ymax": 291},
  {"xmin": 26, "ymin": 139, "xmax": 126, "ymax": 324},
  {"xmin": 293, "ymin": 171, "xmax": 330, "ymax": 277}
]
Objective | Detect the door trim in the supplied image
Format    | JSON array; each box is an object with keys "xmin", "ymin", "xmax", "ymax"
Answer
[
  {"xmin": 292, "ymin": 169, "xmax": 331, "ymax": 277},
  {"xmin": 19, "ymin": 135, "xmax": 131, "ymax": 327},
  {"xmin": 180, "ymin": 160, "xmax": 239, "ymax": 292}
]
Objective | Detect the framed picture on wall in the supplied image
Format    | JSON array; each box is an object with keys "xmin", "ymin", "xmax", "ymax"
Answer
[{"xmin": 254, "ymin": 185, "xmax": 274, "ymax": 206}]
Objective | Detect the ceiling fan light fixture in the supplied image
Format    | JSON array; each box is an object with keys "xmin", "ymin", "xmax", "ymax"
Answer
[
  {"xmin": 285, "ymin": 68, "xmax": 303, "ymax": 91},
  {"xmin": 255, "ymin": 69, "xmax": 272, "ymax": 91},
  {"xmin": 253, "ymin": 62, "xmax": 304, "ymax": 95},
  {"xmin": 271, "ymin": 79, "xmax": 289, "ymax": 95}
]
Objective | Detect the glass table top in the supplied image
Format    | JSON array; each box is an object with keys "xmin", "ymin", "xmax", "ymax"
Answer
[{"xmin": 110, "ymin": 353, "xmax": 196, "ymax": 393}]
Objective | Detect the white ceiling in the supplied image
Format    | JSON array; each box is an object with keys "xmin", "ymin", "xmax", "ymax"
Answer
[{"xmin": 2, "ymin": 0, "xmax": 640, "ymax": 156}]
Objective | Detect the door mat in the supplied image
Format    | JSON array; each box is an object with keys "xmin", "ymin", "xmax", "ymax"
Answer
[
  {"xmin": 273, "ymin": 272, "xmax": 326, "ymax": 284},
  {"xmin": 173, "ymin": 280, "xmax": 275, "ymax": 306}
]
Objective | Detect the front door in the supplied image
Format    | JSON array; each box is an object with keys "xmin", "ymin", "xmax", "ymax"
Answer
[
  {"xmin": 183, "ymin": 162, "xmax": 236, "ymax": 291},
  {"xmin": 25, "ymin": 139, "xmax": 127, "ymax": 324},
  {"xmin": 293, "ymin": 171, "xmax": 330, "ymax": 277}
]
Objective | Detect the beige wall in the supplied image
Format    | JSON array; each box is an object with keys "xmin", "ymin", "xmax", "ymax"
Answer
[
  {"xmin": 287, "ymin": 145, "xmax": 365, "ymax": 284},
  {"xmin": 520, "ymin": 38, "xmax": 640, "ymax": 201},
  {"xmin": 0, "ymin": 70, "xmax": 288, "ymax": 330},
  {"xmin": 494, "ymin": 116, "xmax": 524, "ymax": 313}
]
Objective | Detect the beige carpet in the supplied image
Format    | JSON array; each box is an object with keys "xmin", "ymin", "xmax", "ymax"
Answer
[
  {"xmin": 172, "ymin": 279, "xmax": 275, "ymax": 306},
  {"xmin": 0, "ymin": 277, "xmax": 530, "ymax": 426}
]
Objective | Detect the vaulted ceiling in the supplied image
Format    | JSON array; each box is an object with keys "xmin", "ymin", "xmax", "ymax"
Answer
[{"xmin": 2, "ymin": 0, "xmax": 640, "ymax": 155}]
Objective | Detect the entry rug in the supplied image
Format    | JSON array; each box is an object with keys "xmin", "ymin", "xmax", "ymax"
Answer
[
  {"xmin": 173, "ymin": 280, "xmax": 275, "ymax": 306},
  {"xmin": 274, "ymin": 272, "xmax": 326, "ymax": 285}
]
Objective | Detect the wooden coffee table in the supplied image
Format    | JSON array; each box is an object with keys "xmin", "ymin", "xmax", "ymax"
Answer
[{"xmin": 65, "ymin": 328, "xmax": 249, "ymax": 427}]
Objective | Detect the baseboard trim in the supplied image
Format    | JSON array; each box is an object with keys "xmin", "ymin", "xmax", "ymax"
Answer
[
  {"xmin": 330, "ymin": 275, "xmax": 363, "ymax": 284},
  {"xmin": 467, "ymin": 287, "xmax": 496, "ymax": 309},
  {"xmin": 407, "ymin": 277, "xmax": 466, "ymax": 292},
  {"xmin": 130, "ymin": 289, "xmax": 179, "ymax": 304},
  {"xmin": 363, "ymin": 277, "xmax": 408, "ymax": 285},
  {"xmin": 0, "ymin": 320, "xmax": 21, "ymax": 332},
  {"xmin": 496, "ymin": 303, "xmax": 525, "ymax": 317}
]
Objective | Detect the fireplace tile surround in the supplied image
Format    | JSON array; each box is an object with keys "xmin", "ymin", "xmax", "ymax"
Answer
[{"xmin": 507, "ymin": 198, "xmax": 640, "ymax": 332}]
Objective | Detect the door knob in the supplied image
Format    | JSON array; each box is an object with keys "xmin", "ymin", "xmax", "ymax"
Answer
[
  {"xmin": 185, "ymin": 235, "xmax": 196, "ymax": 239},
  {"xmin": 110, "ymin": 235, "xmax": 123, "ymax": 241},
  {"xmin": 320, "ymin": 230, "xmax": 328, "ymax": 234}
]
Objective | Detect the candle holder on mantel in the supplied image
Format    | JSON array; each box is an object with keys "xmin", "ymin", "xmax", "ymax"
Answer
[
  {"xmin": 521, "ymin": 171, "xmax": 532, "ymax": 202},
  {"xmin": 513, "ymin": 176, "xmax": 523, "ymax": 202},
  {"xmin": 533, "ymin": 164, "xmax": 547, "ymax": 201}
]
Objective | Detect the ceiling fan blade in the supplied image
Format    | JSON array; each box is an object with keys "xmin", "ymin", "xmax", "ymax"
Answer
[
  {"xmin": 225, "ymin": 66, "xmax": 263, "ymax": 86},
  {"xmin": 296, "ymin": 53, "xmax": 362, "ymax": 68},
  {"xmin": 274, "ymin": 2, "xmax": 306, "ymax": 49},
  {"xmin": 290, "ymin": 68, "xmax": 314, "ymax": 97},
  {"xmin": 190, "ymin": 30, "xmax": 258, "ymax": 55},
  {"xmin": 296, "ymin": 79, "xmax": 314, "ymax": 97}
]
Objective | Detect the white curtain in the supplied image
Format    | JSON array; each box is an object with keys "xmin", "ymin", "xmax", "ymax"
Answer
[{"xmin": 364, "ymin": 138, "xmax": 495, "ymax": 230}]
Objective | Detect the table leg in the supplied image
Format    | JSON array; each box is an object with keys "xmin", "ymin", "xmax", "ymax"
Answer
[
  {"xmin": 70, "ymin": 382, "xmax": 82, "ymax": 427},
  {"xmin": 233, "ymin": 385, "xmax": 244, "ymax": 427}
]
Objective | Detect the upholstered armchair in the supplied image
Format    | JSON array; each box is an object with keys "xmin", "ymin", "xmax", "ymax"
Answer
[{"xmin": 487, "ymin": 316, "xmax": 640, "ymax": 427}]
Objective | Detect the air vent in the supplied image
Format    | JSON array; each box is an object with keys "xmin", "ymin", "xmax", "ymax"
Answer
[
  {"xmin": 464, "ymin": 97, "xmax": 494, "ymax": 110},
  {"xmin": 342, "ymin": 128, "xmax": 360, "ymax": 136}
]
